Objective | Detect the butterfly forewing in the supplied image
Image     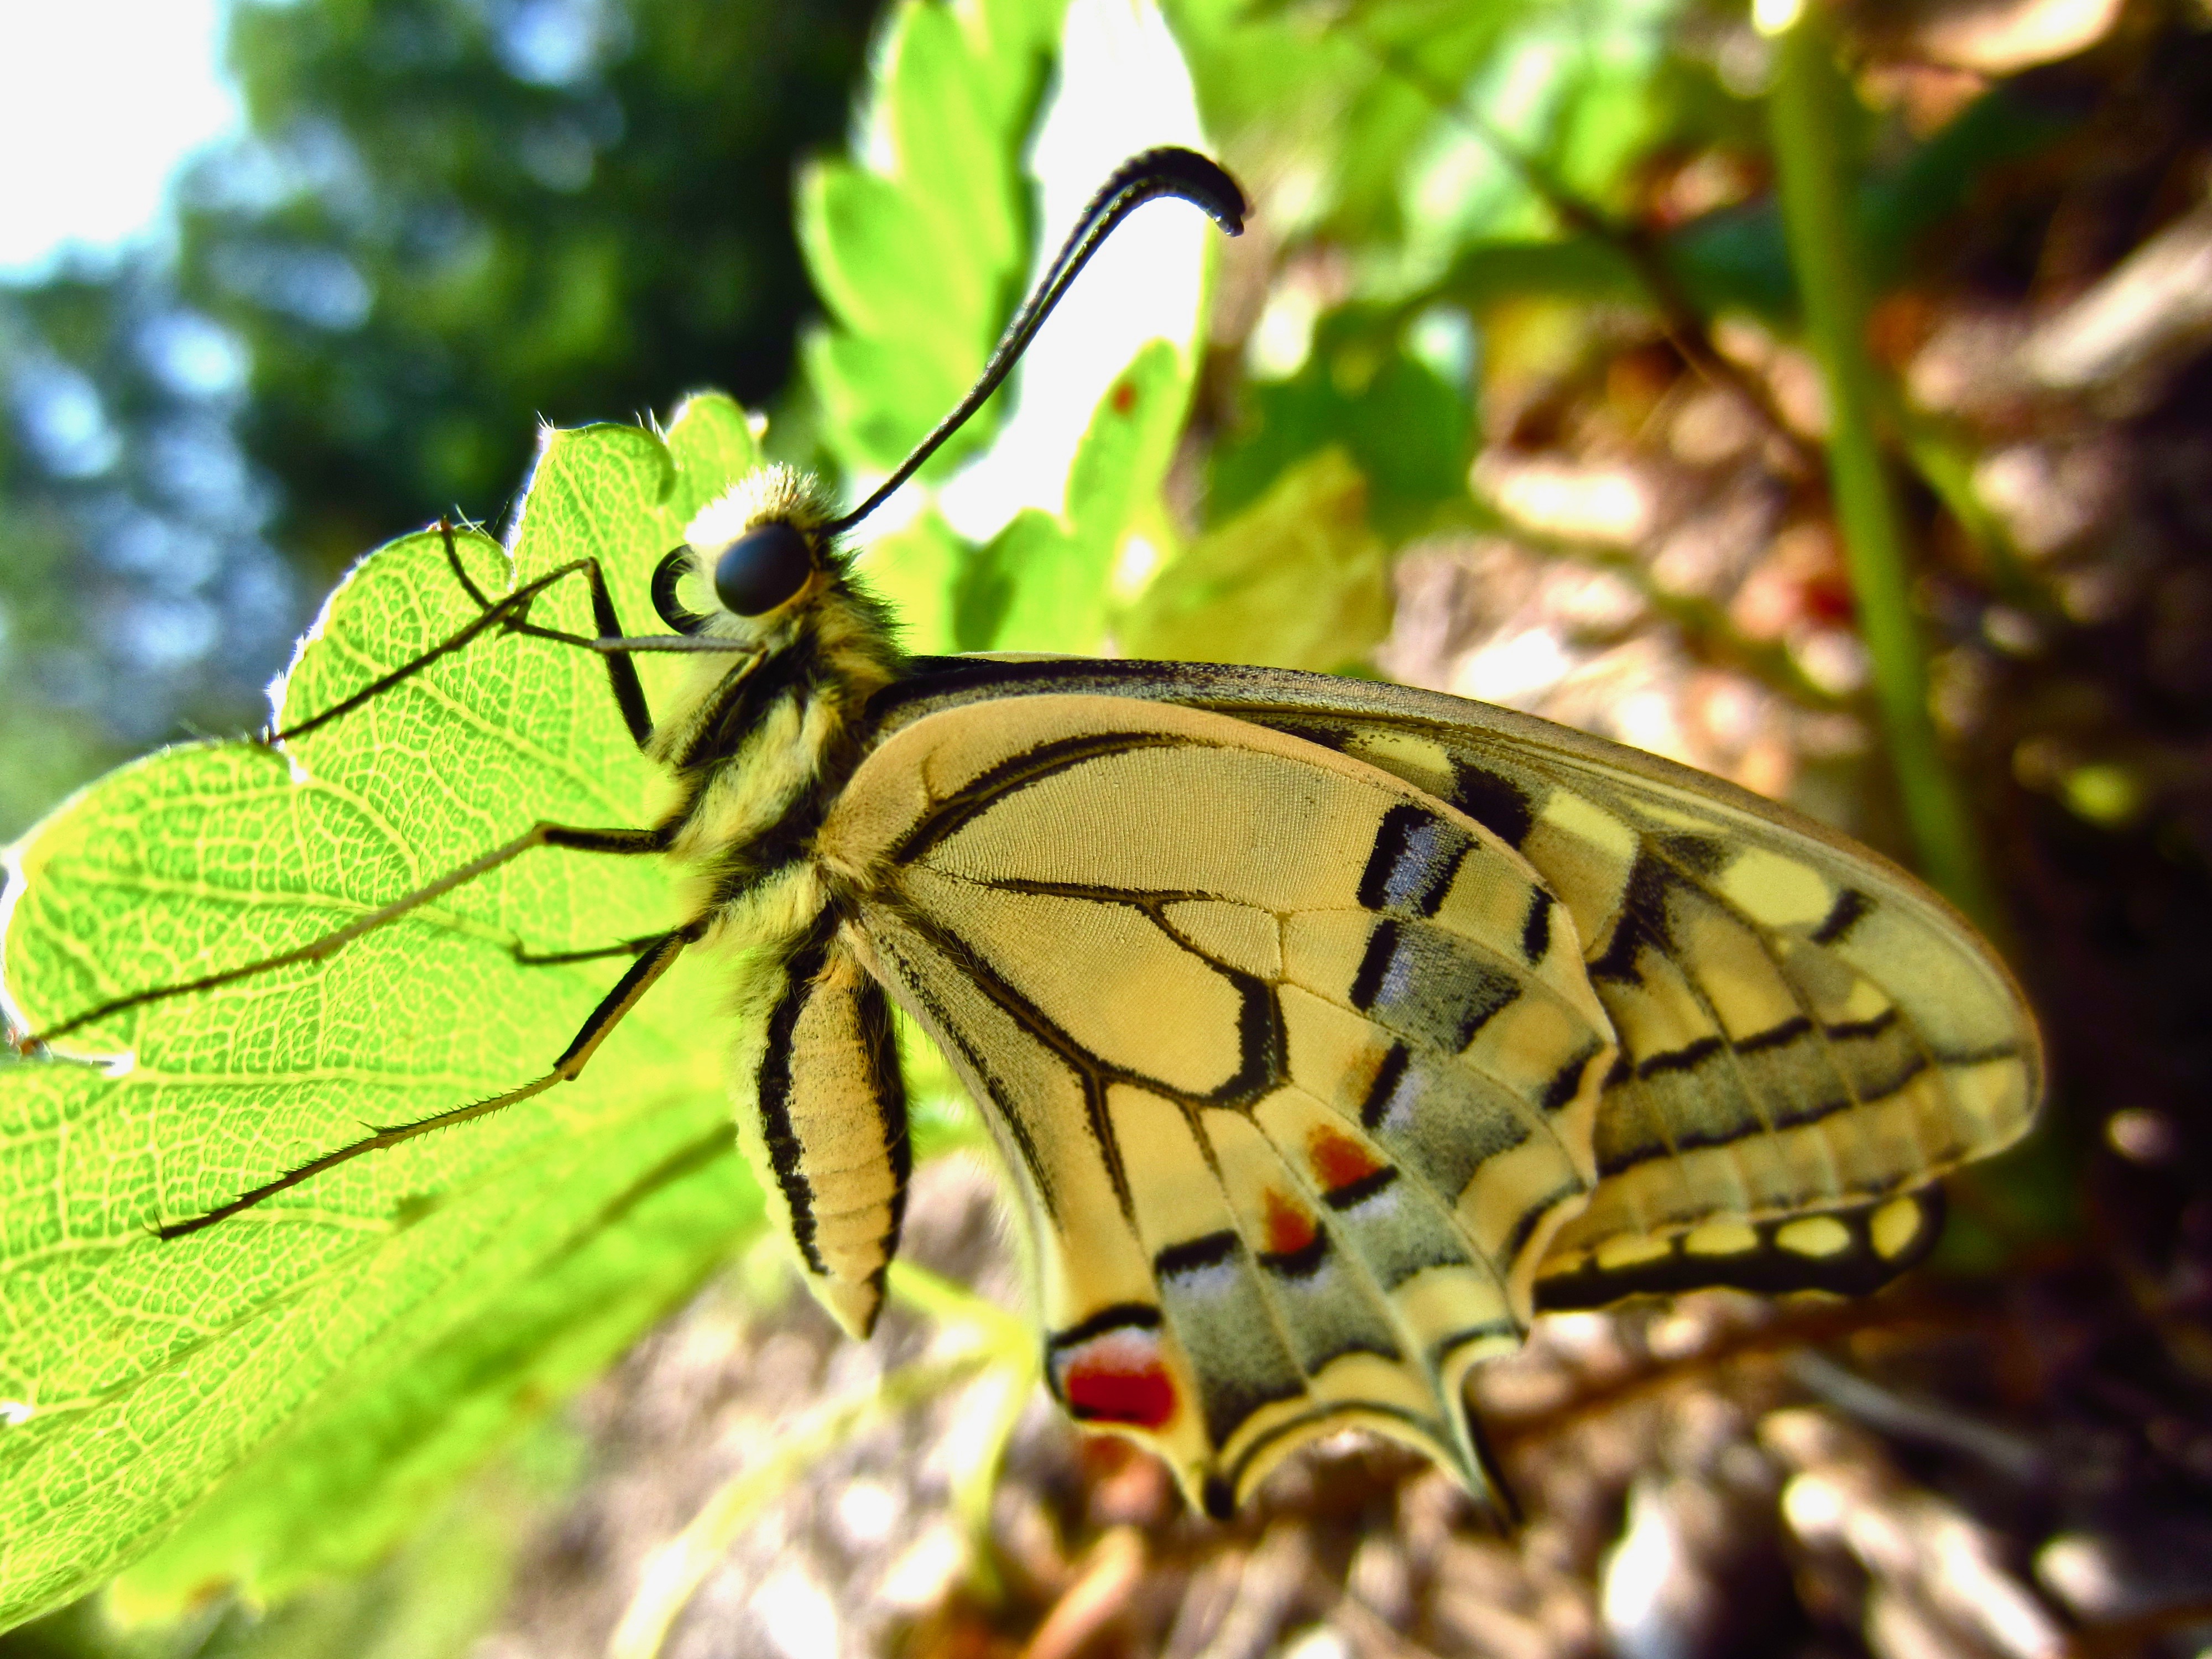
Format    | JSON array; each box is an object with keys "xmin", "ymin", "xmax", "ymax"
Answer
[
  {"xmin": 1302, "ymin": 712, "xmax": 2036, "ymax": 1305},
  {"xmin": 877, "ymin": 660, "xmax": 2042, "ymax": 1315},
  {"xmin": 819, "ymin": 693, "xmax": 1615, "ymax": 1512}
]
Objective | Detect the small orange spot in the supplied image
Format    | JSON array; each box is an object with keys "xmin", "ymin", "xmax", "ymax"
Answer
[
  {"xmin": 1262, "ymin": 1188, "xmax": 1317, "ymax": 1257},
  {"xmin": 1307, "ymin": 1124, "xmax": 1383, "ymax": 1192},
  {"xmin": 1110, "ymin": 379, "xmax": 1138, "ymax": 414}
]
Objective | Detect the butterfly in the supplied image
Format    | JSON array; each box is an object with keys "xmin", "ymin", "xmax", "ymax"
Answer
[{"xmin": 8, "ymin": 148, "xmax": 2041, "ymax": 1521}]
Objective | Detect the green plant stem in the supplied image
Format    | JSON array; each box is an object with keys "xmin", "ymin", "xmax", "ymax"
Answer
[
  {"xmin": 1766, "ymin": 12, "xmax": 1999, "ymax": 932},
  {"xmin": 1879, "ymin": 389, "xmax": 2046, "ymax": 612},
  {"xmin": 606, "ymin": 1262, "xmax": 1037, "ymax": 1659},
  {"xmin": 607, "ymin": 1349, "xmax": 994, "ymax": 1659}
]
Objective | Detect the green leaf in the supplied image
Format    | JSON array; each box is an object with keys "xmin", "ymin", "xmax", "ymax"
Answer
[
  {"xmin": 798, "ymin": 0, "xmax": 1066, "ymax": 478},
  {"xmin": 131, "ymin": 1451, "xmax": 547, "ymax": 1659},
  {"xmin": 1124, "ymin": 446, "xmax": 1392, "ymax": 674},
  {"xmin": 0, "ymin": 397, "xmax": 770, "ymax": 1625},
  {"xmin": 1431, "ymin": 236, "xmax": 1647, "ymax": 310},
  {"xmin": 114, "ymin": 1138, "xmax": 755, "ymax": 1609},
  {"xmin": 1213, "ymin": 305, "xmax": 1474, "ymax": 535},
  {"xmin": 1064, "ymin": 342, "xmax": 1193, "ymax": 552}
]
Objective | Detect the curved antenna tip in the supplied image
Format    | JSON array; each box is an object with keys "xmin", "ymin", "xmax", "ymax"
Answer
[
  {"xmin": 1122, "ymin": 144, "xmax": 1248, "ymax": 238},
  {"xmin": 826, "ymin": 145, "xmax": 1250, "ymax": 536}
]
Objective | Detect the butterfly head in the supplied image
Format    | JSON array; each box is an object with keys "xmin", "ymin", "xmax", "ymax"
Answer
[{"xmin": 653, "ymin": 463, "xmax": 851, "ymax": 647}]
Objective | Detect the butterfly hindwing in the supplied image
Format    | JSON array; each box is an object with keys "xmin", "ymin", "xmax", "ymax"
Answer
[
  {"xmin": 818, "ymin": 693, "xmax": 1616, "ymax": 1511},
  {"xmin": 1533, "ymin": 1183, "xmax": 1949, "ymax": 1308}
]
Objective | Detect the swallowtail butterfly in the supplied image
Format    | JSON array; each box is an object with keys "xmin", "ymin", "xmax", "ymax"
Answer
[{"xmin": 9, "ymin": 149, "xmax": 2039, "ymax": 1518}]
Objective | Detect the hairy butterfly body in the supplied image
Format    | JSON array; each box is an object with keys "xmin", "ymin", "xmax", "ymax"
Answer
[{"xmin": 9, "ymin": 149, "xmax": 2041, "ymax": 1518}]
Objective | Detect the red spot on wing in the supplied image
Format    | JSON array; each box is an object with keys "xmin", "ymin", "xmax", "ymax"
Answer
[
  {"xmin": 1307, "ymin": 1124, "xmax": 1384, "ymax": 1194},
  {"xmin": 1262, "ymin": 1188, "xmax": 1318, "ymax": 1256},
  {"xmin": 1110, "ymin": 379, "xmax": 1138, "ymax": 414},
  {"xmin": 1058, "ymin": 1328, "xmax": 1177, "ymax": 1430}
]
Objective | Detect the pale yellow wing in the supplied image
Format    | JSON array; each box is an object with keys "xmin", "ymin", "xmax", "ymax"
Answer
[
  {"xmin": 878, "ymin": 660, "xmax": 2043, "ymax": 1310},
  {"xmin": 817, "ymin": 693, "xmax": 1617, "ymax": 1515},
  {"xmin": 1312, "ymin": 714, "xmax": 2029, "ymax": 1306}
]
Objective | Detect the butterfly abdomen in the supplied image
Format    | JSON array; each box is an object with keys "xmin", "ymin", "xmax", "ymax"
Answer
[
  {"xmin": 728, "ymin": 902, "xmax": 912, "ymax": 1339},
  {"xmin": 642, "ymin": 527, "xmax": 916, "ymax": 1339}
]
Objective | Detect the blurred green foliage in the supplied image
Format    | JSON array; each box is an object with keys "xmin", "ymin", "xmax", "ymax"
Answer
[
  {"xmin": 0, "ymin": 0, "xmax": 887, "ymax": 844},
  {"xmin": 1208, "ymin": 304, "xmax": 1474, "ymax": 536},
  {"xmin": 186, "ymin": 0, "xmax": 885, "ymax": 573},
  {"xmin": 799, "ymin": 0, "xmax": 1065, "ymax": 481}
]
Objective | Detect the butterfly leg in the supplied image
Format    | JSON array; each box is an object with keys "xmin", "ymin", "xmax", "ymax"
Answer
[
  {"xmin": 15, "ymin": 822, "xmax": 670, "ymax": 1051},
  {"xmin": 272, "ymin": 519, "xmax": 749, "ymax": 753},
  {"xmin": 735, "ymin": 913, "xmax": 911, "ymax": 1340},
  {"xmin": 154, "ymin": 919, "xmax": 704, "ymax": 1238},
  {"xmin": 510, "ymin": 933, "xmax": 667, "ymax": 967}
]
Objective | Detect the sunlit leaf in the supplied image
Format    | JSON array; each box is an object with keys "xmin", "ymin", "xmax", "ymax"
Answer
[
  {"xmin": 0, "ymin": 398, "xmax": 770, "ymax": 1625},
  {"xmin": 798, "ymin": 0, "xmax": 1068, "ymax": 479},
  {"xmin": 113, "ymin": 1135, "xmax": 754, "ymax": 1609},
  {"xmin": 1124, "ymin": 445, "xmax": 1392, "ymax": 673}
]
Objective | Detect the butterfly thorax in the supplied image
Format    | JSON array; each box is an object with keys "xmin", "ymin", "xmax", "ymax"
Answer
[{"xmin": 649, "ymin": 577, "xmax": 901, "ymax": 927}]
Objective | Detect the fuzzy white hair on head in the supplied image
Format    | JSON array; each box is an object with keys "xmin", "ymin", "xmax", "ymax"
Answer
[{"xmin": 684, "ymin": 464, "xmax": 836, "ymax": 557}]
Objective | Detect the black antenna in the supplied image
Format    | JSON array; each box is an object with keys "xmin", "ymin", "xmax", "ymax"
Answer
[{"xmin": 822, "ymin": 145, "xmax": 1247, "ymax": 536}]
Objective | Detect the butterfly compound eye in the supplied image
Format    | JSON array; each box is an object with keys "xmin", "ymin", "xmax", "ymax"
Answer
[{"xmin": 714, "ymin": 522, "xmax": 815, "ymax": 615}]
